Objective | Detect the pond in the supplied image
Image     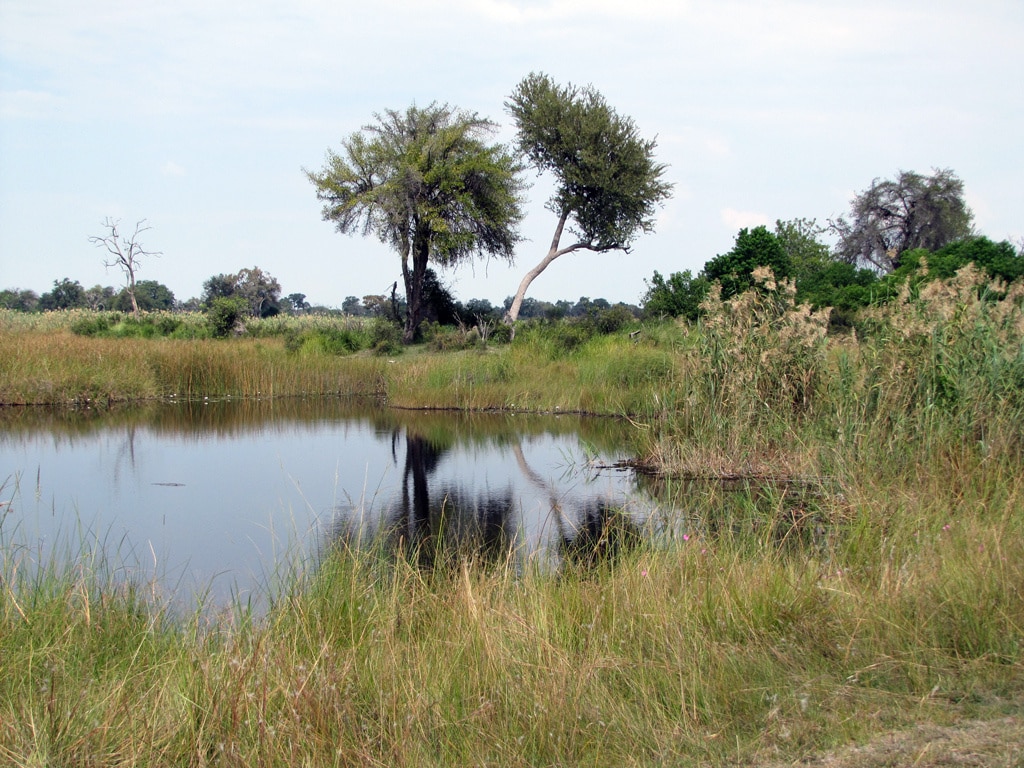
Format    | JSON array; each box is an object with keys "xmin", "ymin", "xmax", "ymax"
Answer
[{"xmin": 0, "ymin": 398, "xmax": 685, "ymax": 611}]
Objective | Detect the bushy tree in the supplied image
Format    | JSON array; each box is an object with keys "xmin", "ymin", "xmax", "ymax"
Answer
[
  {"xmin": 341, "ymin": 296, "xmax": 366, "ymax": 316},
  {"xmin": 201, "ymin": 274, "xmax": 237, "ymax": 304},
  {"xmin": 463, "ymin": 298, "xmax": 498, "ymax": 322},
  {"xmin": 420, "ymin": 268, "xmax": 460, "ymax": 328},
  {"xmin": 830, "ymin": 168, "xmax": 973, "ymax": 273},
  {"xmin": 704, "ymin": 226, "xmax": 791, "ymax": 299},
  {"xmin": 83, "ymin": 284, "xmax": 116, "ymax": 310},
  {"xmin": 38, "ymin": 278, "xmax": 86, "ymax": 310},
  {"xmin": 0, "ymin": 288, "xmax": 39, "ymax": 312},
  {"xmin": 795, "ymin": 261, "xmax": 879, "ymax": 314},
  {"xmin": 774, "ymin": 218, "xmax": 830, "ymax": 283},
  {"xmin": 201, "ymin": 268, "xmax": 281, "ymax": 317},
  {"xmin": 503, "ymin": 72, "xmax": 672, "ymax": 326},
  {"xmin": 114, "ymin": 280, "xmax": 175, "ymax": 312},
  {"xmin": 879, "ymin": 236, "xmax": 1024, "ymax": 301},
  {"xmin": 284, "ymin": 293, "xmax": 310, "ymax": 314},
  {"xmin": 234, "ymin": 266, "xmax": 282, "ymax": 317},
  {"xmin": 641, "ymin": 269, "xmax": 710, "ymax": 322},
  {"xmin": 306, "ymin": 103, "xmax": 526, "ymax": 343},
  {"xmin": 206, "ymin": 297, "xmax": 249, "ymax": 337},
  {"xmin": 923, "ymin": 236, "xmax": 1024, "ymax": 283}
]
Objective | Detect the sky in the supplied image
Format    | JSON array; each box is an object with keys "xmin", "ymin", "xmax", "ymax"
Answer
[{"xmin": 1, "ymin": 0, "xmax": 1021, "ymax": 309}]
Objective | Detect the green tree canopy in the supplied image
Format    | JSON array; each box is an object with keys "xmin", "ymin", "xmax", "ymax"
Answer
[
  {"xmin": 201, "ymin": 268, "xmax": 281, "ymax": 318},
  {"xmin": 830, "ymin": 168, "xmax": 974, "ymax": 273},
  {"xmin": 0, "ymin": 288, "xmax": 39, "ymax": 312},
  {"xmin": 306, "ymin": 103, "xmax": 525, "ymax": 343},
  {"xmin": 284, "ymin": 293, "xmax": 310, "ymax": 314},
  {"xmin": 881, "ymin": 236, "xmax": 1024, "ymax": 299},
  {"xmin": 201, "ymin": 274, "xmax": 236, "ymax": 305},
  {"xmin": 924, "ymin": 236, "xmax": 1024, "ymax": 283},
  {"xmin": 641, "ymin": 269, "xmax": 710, "ymax": 322},
  {"xmin": 503, "ymin": 72, "xmax": 672, "ymax": 325},
  {"xmin": 114, "ymin": 280, "xmax": 175, "ymax": 312},
  {"xmin": 38, "ymin": 278, "xmax": 86, "ymax": 310},
  {"xmin": 233, "ymin": 266, "xmax": 282, "ymax": 318},
  {"xmin": 83, "ymin": 284, "xmax": 116, "ymax": 310},
  {"xmin": 704, "ymin": 226, "xmax": 791, "ymax": 299}
]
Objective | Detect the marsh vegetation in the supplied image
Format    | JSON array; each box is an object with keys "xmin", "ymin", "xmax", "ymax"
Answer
[{"xmin": 1, "ymin": 265, "xmax": 1023, "ymax": 765}]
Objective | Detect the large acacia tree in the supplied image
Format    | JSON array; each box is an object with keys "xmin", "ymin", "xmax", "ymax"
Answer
[
  {"xmin": 306, "ymin": 103, "xmax": 525, "ymax": 343},
  {"xmin": 830, "ymin": 168, "xmax": 974, "ymax": 273},
  {"xmin": 503, "ymin": 73, "xmax": 672, "ymax": 326}
]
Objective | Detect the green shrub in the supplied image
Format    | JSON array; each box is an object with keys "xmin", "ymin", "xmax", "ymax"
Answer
[
  {"xmin": 488, "ymin": 322, "xmax": 512, "ymax": 344},
  {"xmin": 70, "ymin": 312, "xmax": 119, "ymax": 336},
  {"xmin": 287, "ymin": 327, "xmax": 366, "ymax": 356},
  {"xmin": 206, "ymin": 297, "xmax": 249, "ymax": 338},
  {"xmin": 369, "ymin": 318, "xmax": 403, "ymax": 356},
  {"xmin": 594, "ymin": 305, "xmax": 636, "ymax": 334},
  {"xmin": 425, "ymin": 322, "xmax": 483, "ymax": 352}
]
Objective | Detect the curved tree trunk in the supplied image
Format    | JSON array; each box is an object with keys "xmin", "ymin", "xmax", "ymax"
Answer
[{"xmin": 503, "ymin": 210, "xmax": 581, "ymax": 331}]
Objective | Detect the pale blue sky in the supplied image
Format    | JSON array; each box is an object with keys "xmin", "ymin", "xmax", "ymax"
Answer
[{"xmin": 2, "ymin": 0, "xmax": 1021, "ymax": 308}]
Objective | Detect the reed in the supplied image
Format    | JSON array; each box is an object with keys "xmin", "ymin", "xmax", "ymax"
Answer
[
  {"xmin": 1, "ymin": 266, "xmax": 1023, "ymax": 764},
  {"xmin": 0, "ymin": 329, "xmax": 389, "ymax": 404}
]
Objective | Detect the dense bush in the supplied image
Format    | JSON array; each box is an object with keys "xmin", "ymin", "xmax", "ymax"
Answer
[
  {"xmin": 70, "ymin": 312, "xmax": 120, "ymax": 336},
  {"xmin": 286, "ymin": 327, "xmax": 365, "ymax": 355},
  {"xmin": 369, "ymin": 318, "xmax": 403, "ymax": 356},
  {"xmin": 206, "ymin": 297, "xmax": 249, "ymax": 338}
]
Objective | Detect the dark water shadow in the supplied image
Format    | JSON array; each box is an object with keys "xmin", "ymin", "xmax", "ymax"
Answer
[{"xmin": 324, "ymin": 428, "xmax": 653, "ymax": 577}]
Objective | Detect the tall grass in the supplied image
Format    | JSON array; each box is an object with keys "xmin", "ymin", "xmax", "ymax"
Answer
[
  {"xmin": 2, "ymin": 266, "xmax": 1023, "ymax": 764},
  {"xmin": 3, "ymin": 492, "xmax": 1022, "ymax": 766},
  {"xmin": 643, "ymin": 266, "xmax": 1024, "ymax": 479},
  {"xmin": 0, "ymin": 331, "xmax": 390, "ymax": 404}
]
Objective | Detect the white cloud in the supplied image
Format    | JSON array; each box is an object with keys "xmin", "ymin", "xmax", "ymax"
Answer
[
  {"xmin": 161, "ymin": 161, "xmax": 186, "ymax": 177},
  {"xmin": 704, "ymin": 136, "xmax": 732, "ymax": 158},
  {"xmin": 0, "ymin": 90, "xmax": 59, "ymax": 119},
  {"xmin": 720, "ymin": 208, "xmax": 770, "ymax": 230},
  {"xmin": 453, "ymin": 0, "xmax": 691, "ymax": 23}
]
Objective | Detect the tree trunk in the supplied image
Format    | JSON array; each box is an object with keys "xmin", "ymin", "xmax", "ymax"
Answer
[
  {"xmin": 504, "ymin": 210, "xmax": 580, "ymax": 331},
  {"xmin": 127, "ymin": 266, "xmax": 140, "ymax": 320},
  {"xmin": 402, "ymin": 230, "xmax": 430, "ymax": 344}
]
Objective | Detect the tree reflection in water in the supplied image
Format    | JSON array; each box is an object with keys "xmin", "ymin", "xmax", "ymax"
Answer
[{"xmin": 325, "ymin": 429, "xmax": 647, "ymax": 574}]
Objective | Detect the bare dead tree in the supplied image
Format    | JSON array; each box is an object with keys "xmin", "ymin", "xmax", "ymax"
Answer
[{"xmin": 89, "ymin": 218, "xmax": 162, "ymax": 319}]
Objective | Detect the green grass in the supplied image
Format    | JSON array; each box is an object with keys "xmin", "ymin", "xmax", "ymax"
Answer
[
  {"xmin": 3, "ymin": 482, "xmax": 1022, "ymax": 766},
  {"xmin": 1, "ymin": 267, "xmax": 1023, "ymax": 764}
]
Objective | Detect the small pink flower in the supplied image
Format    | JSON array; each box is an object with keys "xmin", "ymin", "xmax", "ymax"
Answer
[
  {"xmin": 683, "ymin": 534, "xmax": 690, "ymax": 542},
  {"xmin": 641, "ymin": 569, "xmax": 648, "ymax": 577},
  {"xmin": 942, "ymin": 524, "xmax": 951, "ymax": 531}
]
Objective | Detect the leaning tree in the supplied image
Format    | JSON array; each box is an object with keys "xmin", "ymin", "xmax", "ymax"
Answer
[
  {"xmin": 503, "ymin": 72, "xmax": 673, "ymax": 328},
  {"xmin": 306, "ymin": 103, "xmax": 526, "ymax": 343},
  {"xmin": 829, "ymin": 168, "xmax": 974, "ymax": 273}
]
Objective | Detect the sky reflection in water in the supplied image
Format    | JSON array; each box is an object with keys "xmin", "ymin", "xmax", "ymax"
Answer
[{"xmin": 0, "ymin": 399, "xmax": 662, "ymax": 608}]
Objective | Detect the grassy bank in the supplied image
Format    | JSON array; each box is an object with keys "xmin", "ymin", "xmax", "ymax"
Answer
[
  {"xmin": 2, "ymin": 491, "xmax": 1022, "ymax": 766},
  {"xmin": 0, "ymin": 309, "xmax": 673, "ymax": 413},
  {"xmin": 2, "ymin": 267, "xmax": 1023, "ymax": 765}
]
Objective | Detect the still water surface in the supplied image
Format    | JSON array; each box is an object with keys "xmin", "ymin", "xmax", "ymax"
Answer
[{"xmin": 0, "ymin": 398, "xmax": 670, "ymax": 609}]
